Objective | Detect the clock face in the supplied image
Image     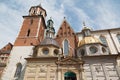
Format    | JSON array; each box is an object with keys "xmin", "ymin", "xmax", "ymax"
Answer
[{"xmin": 89, "ymin": 46, "xmax": 98, "ymax": 54}]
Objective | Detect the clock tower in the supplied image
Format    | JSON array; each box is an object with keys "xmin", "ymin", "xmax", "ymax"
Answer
[{"xmin": 1, "ymin": 4, "xmax": 47, "ymax": 80}]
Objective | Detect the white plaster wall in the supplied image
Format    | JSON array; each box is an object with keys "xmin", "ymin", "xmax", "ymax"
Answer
[
  {"xmin": 1, "ymin": 46, "xmax": 34, "ymax": 80},
  {"xmin": 92, "ymin": 31, "xmax": 118, "ymax": 54},
  {"xmin": 83, "ymin": 57, "xmax": 120, "ymax": 80},
  {"xmin": 77, "ymin": 29, "xmax": 120, "ymax": 55},
  {"xmin": 110, "ymin": 29, "xmax": 120, "ymax": 53}
]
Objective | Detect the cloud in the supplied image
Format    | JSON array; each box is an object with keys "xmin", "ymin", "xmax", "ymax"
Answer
[
  {"xmin": 0, "ymin": 0, "xmax": 120, "ymax": 48},
  {"xmin": 94, "ymin": 1, "xmax": 120, "ymax": 29},
  {"xmin": 0, "ymin": 0, "xmax": 66, "ymax": 48}
]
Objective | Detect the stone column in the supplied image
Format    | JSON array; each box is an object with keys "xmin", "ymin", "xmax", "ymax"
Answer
[
  {"xmin": 35, "ymin": 65, "xmax": 39, "ymax": 80},
  {"xmin": 102, "ymin": 64, "xmax": 109, "ymax": 80},
  {"xmin": 79, "ymin": 64, "xmax": 84, "ymax": 80},
  {"xmin": 23, "ymin": 65, "xmax": 29, "ymax": 80},
  {"xmin": 57, "ymin": 64, "xmax": 61, "ymax": 80},
  {"xmin": 47, "ymin": 65, "xmax": 50, "ymax": 80},
  {"xmin": 90, "ymin": 64, "xmax": 96, "ymax": 80}
]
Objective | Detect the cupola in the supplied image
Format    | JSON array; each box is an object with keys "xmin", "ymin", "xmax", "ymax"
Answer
[
  {"xmin": 77, "ymin": 22, "xmax": 109, "ymax": 57},
  {"xmin": 46, "ymin": 18, "xmax": 55, "ymax": 38},
  {"xmin": 78, "ymin": 22, "xmax": 101, "ymax": 47},
  {"xmin": 32, "ymin": 18, "xmax": 61, "ymax": 57}
]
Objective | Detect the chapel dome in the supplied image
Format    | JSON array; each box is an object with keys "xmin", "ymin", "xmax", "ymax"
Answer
[{"xmin": 78, "ymin": 36, "xmax": 101, "ymax": 47}]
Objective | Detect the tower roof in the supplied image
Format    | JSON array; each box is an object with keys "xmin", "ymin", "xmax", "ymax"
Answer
[
  {"xmin": 29, "ymin": 4, "xmax": 47, "ymax": 16},
  {"xmin": 0, "ymin": 43, "xmax": 13, "ymax": 54},
  {"xmin": 56, "ymin": 18, "xmax": 75, "ymax": 38},
  {"xmin": 40, "ymin": 37, "xmax": 59, "ymax": 48}
]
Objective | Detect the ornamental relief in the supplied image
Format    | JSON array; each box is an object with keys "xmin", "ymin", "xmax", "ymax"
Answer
[
  {"xmin": 39, "ymin": 65, "xmax": 47, "ymax": 72},
  {"xmin": 50, "ymin": 69, "xmax": 56, "ymax": 72},
  {"xmin": 40, "ymin": 68, "xmax": 46, "ymax": 72},
  {"xmin": 58, "ymin": 60, "xmax": 81, "ymax": 65}
]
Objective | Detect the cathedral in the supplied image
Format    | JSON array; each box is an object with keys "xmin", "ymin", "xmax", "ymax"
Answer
[{"xmin": 1, "ymin": 4, "xmax": 120, "ymax": 80}]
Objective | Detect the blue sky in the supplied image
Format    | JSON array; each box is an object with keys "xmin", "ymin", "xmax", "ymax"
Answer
[{"xmin": 0, "ymin": 0, "xmax": 120, "ymax": 48}]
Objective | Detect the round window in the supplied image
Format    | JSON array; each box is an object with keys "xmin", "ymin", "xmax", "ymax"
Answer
[
  {"xmin": 42, "ymin": 48, "xmax": 49, "ymax": 55},
  {"xmin": 89, "ymin": 46, "xmax": 98, "ymax": 54},
  {"xmin": 54, "ymin": 49, "xmax": 59, "ymax": 55}
]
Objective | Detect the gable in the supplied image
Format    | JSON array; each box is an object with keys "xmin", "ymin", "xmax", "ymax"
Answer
[
  {"xmin": 56, "ymin": 19, "xmax": 75, "ymax": 38},
  {"xmin": 56, "ymin": 57, "xmax": 84, "ymax": 65},
  {"xmin": 0, "ymin": 43, "xmax": 13, "ymax": 53}
]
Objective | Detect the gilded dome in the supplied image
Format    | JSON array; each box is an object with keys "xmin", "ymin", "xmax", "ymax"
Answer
[{"xmin": 78, "ymin": 36, "xmax": 101, "ymax": 47}]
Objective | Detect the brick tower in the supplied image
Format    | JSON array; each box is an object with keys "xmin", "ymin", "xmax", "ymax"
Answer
[
  {"xmin": 14, "ymin": 4, "xmax": 47, "ymax": 46},
  {"xmin": 1, "ymin": 4, "xmax": 47, "ymax": 80}
]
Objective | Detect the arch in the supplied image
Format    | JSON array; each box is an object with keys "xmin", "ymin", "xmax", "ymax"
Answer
[
  {"xmin": 63, "ymin": 39, "xmax": 69, "ymax": 56},
  {"xmin": 14, "ymin": 63, "xmax": 22, "ymax": 78},
  {"xmin": 64, "ymin": 71, "xmax": 77, "ymax": 80},
  {"xmin": 99, "ymin": 36, "xmax": 108, "ymax": 45},
  {"xmin": 117, "ymin": 34, "xmax": 120, "ymax": 43}
]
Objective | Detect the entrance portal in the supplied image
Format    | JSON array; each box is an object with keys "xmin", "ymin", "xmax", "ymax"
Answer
[{"xmin": 64, "ymin": 72, "xmax": 77, "ymax": 80}]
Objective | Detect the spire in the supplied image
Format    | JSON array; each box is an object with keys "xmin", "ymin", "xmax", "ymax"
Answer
[
  {"xmin": 83, "ymin": 21, "xmax": 86, "ymax": 27},
  {"xmin": 81, "ymin": 21, "xmax": 91, "ymax": 37},
  {"xmin": 38, "ymin": 3, "xmax": 42, "ymax": 7},
  {"xmin": 46, "ymin": 18, "xmax": 55, "ymax": 38},
  {"xmin": 64, "ymin": 17, "xmax": 66, "ymax": 20}
]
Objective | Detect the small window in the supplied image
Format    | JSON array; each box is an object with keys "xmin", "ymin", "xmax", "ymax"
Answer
[
  {"xmin": 30, "ymin": 19, "xmax": 33, "ymax": 25},
  {"xmin": 27, "ymin": 29, "xmax": 30, "ymax": 37},
  {"xmin": 99, "ymin": 36, "xmax": 108, "ymax": 45},
  {"xmin": 81, "ymin": 49, "xmax": 85, "ymax": 56},
  {"xmin": 102, "ymin": 47, "xmax": 106, "ymax": 53},
  {"xmin": 63, "ymin": 39, "xmax": 69, "ymax": 56},
  {"xmin": 72, "ymin": 33, "xmax": 74, "ymax": 35},
  {"xmin": 54, "ymin": 49, "xmax": 59, "ymax": 55},
  {"xmin": 89, "ymin": 46, "xmax": 98, "ymax": 54},
  {"xmin": 117, "ymin": 34, "xmax": 120, "ymax": 43},
  {"xmin": 56, "ymin": 35, "xmax": 59, "ymax": 37},
  {"xmin": 40, "ymin": 11, "xmax": 42, "ymax": 15},
  {"xmin": 42, "ymin": 48, "xmax": 49, "ymax": 55},
  {"xmin": 14, "ymin": 63, "xmax": 22, "ymax": 78}
]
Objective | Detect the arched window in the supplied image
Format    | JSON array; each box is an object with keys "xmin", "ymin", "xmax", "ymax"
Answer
[
  {"xmin": 63, "ymin": 39, "xmax": 69, "ymax": 56},
  {"xmin": 14, "ymin": 63, "xmax": 22, "ymax": 78},
  {"xmin": 117, "ymin": 34, "xmax": 120, "ymax": 43},
  {"xmin": 99, "ymin": 36, "xmax": 108, "ymax": 45}
]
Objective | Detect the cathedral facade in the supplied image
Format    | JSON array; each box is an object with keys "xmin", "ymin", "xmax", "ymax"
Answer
[{"xmin": 1, "ymin": 4, "xmax": 120, "ymax": 80}]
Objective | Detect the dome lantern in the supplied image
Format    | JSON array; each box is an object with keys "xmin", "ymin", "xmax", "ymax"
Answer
[{"xmin": 82, "ymin": 22, "xmax": 91, "ymax": 37}]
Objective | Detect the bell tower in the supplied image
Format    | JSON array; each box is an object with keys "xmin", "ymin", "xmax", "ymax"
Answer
[
  {"xmin": 1, "ymin": 4, "xmax": 47, "ymax": 80},
  {"xmin": 14, "ymin": 4, "xmax": 47, "ymax": 46}
]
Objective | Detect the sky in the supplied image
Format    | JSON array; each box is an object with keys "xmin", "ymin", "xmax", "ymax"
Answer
[{"xmin": 0, "ymin": 0, "xmax": 120, "ymax": 48}]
